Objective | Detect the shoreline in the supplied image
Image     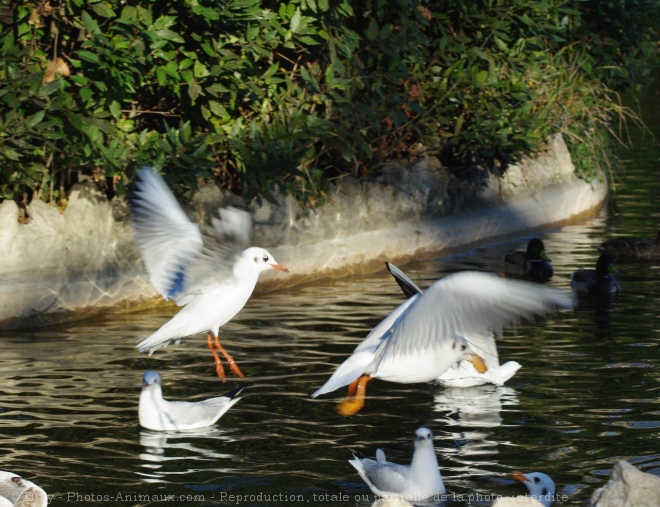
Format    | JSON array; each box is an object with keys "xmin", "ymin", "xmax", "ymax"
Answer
[{"xmin": 0, "ymin": 134, "xmax": 607, "ymax": 329}]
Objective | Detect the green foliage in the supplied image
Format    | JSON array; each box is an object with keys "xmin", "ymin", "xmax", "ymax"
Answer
[
  {"xmin": 567, "ymin": 0, "xmax": 660, "ymax": 91},
  {"xmin": 0, "ymin": 0, "xmax": 657, "ymax": 207}
]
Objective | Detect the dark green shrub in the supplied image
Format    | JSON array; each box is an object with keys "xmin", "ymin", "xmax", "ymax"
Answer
[{"xmin": 0, "ymin": 0, "xmax": 657, "ymax": 208}]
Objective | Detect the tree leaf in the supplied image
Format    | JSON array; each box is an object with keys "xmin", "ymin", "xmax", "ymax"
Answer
[
  {"xmin": 91, "ymin": 3, "xmax": 115, "ymax": 18},
  {"xmin": 77, "ymin": 50, "xmax": 100, "ymax": 64},
  {"xmin": 154, "ymin": 29, "xmax": 184, "ymax": 43},
  {"xmin": 25, "ymin": 110, "xmax": 46, "ymax": 128},
  {"xmin": 366, "ymin": 18, "xmax": 378, "ymax": 41},
  {"xmin": 290, "ymin": 8, "xmax": 301, "ymax": 33},
  {"xmin": 81, "ymin": 11, "xmax": 100, "ymax": 33}
]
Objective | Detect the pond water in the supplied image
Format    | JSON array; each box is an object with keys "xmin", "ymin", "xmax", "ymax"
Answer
[{"xmin": 1, "ymin": 88, "xmax": 659, "ymax": 506}]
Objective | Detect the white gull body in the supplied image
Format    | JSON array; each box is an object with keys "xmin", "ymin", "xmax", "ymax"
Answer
[
  {"xmin": 386, "ymin": 263, "xmax": 522, "ymax": 387},
  {"xmin": 313, "ymin": 270, "xmax": 573, "ymax": 400},
  {"xmin": 349, "ymin": 427, "xmax": 445, "ymax": 501},
  {"xmin": 0, "ymin": 471, "xmax": 47, "ymax": 507},
  {"xmin": 138, "ymin": 371, "xmax": 243, "ymax": 431},
  {"xmin": 130, "ymin": 168, "xmax": 287, "ymax": 377}
]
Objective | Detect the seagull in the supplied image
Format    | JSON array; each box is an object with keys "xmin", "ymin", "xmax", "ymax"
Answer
[
  {"xmin": 511, "ymin": 470, "xmax": 556, "ymax": 507},
  {"xmin": 312, "ymin": 270, "xmax": 573, "ymax": 416},
  {"xmin": 349, "ymin": 427, "xmax": 445, "ymax": 501},
  {"xmin": 386, "ymin": 262, "xmax": 521, "ymax": 387},
  {"xmin": 130, "ymin": 167, "xmax": 289, "ymax": 380},
  {"xmin": 139, "ymin": 371, "xmax": 244, "ymax": 431},
  {"xmin": 0, "ymin": 471, "xmax": 47, "ymax": 507}
]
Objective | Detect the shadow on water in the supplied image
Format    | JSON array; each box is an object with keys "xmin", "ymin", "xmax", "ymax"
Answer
[{"xmin": 1, "ymin": 88, "xmax": 659, "ymax": 506}]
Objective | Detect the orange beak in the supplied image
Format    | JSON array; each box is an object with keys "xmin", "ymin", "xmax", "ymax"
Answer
[
  {"xmin": 466, "ymin": 353, "xmax": 488, "ymax": 374},
  {"xmin": 271, "ymin": 262, "xmax": 289, "ymax": 272},
  {"xmin": 512, "ymin": 470, "xmax": 528, "ymax": 483}
]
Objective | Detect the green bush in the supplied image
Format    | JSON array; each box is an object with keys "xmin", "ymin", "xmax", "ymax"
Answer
[{"xmin": 0, "ymin": 0, "xmax": 657, "ymax": 208}]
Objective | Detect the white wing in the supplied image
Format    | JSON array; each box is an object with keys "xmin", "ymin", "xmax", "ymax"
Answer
[
  {"xmin": 130, "ymin": 167, "xmax": 204, "ymax": 302},
  {"xmin": 377, "ymin": 272, "xmax": 574, "ymax": 362},
  {"xmin": 388, "ymin": 264, "xmax": 508, "ymax": 381},
  {"xmin": 130, "ymin": 168, "xmax": 252, "ymax": 305},
  {"xmin": 438, "ymin": 360, "xmax": 522, "ymax": 387},
  {"xmin": 349, "ymin": 454, "xmax": 410, "ymax": 496},
  {"xmin": 141, "ymin": 386, "xmax": 243, "ymax": 431},
  {"xmin": 462, "ymin": 332, "xmax": 500, "ymax": 369},
  {"xmin": 311, "ymin": 296, "xmax": 419, "ymax": 398},
  {"xmin": 163, "ymin": 394, "xmax": 242, "ymax": 429},
  {"xmin": 182, "ymin": 207, "xmax": 252, "ymax": 303}
]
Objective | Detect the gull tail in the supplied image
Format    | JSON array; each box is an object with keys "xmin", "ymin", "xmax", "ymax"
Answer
[
  {"xmin": 136, "ymin": 318, "xmax": 190, "ymax": 354},
  {"xmin": 209, "ymin": 385, "xmax": 245, "ymax": 421}
]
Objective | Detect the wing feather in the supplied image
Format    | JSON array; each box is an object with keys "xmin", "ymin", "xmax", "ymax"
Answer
[
  {"xmin": 377, "ymin": 272, "xmax": 574, "ymax": 362},
  {"xmin": 311, "ymin": 296, "xmax": 419, "ymax": 397},
  {"xmin": 349, "ymin": 454, "xmax": 410, "ymax": 495},
  {"xmin": 131, "ymin": 168, "xmax": 253, "ymax": 305},
  {"xmin": 181, "ymin": 207, "xmax": 252, "ymax": 300},
  {"xmin": 130, "ymin": 168, "xmax": 203, "ymax": 301}
]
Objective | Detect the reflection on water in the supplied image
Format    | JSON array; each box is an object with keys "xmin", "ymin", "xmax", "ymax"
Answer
[
  {"xmin": 433, "ymin": 385, "xmax": 519, "ymax": 474},
  {"xmin": 0, "ymin": 92, "xmax": 659, "ymax": 506},
  {"xmin": 433, "ymin": 385, "xmax": 519, "ymax": 431},
  {"xmin": 139, "ymin": 428, "xmax": 239, "ymax": 483}
]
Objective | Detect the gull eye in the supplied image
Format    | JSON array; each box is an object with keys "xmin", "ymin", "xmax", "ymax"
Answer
[
  {"xmin": 534, "ymin": 477, "xmax": 541, "ymax": 483},
  {"xmin": 461, "ymin": 344, "xmax": 467, "ymax": 352},
  {"xmin": 262, "ymin": 254, "xmax": 269, "ymax": 262}
]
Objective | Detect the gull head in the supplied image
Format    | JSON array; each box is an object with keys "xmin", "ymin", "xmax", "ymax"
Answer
[
  {"xmin": 142, "ymin": 371, "xmax": 161, "ymax": 391},
  {"xmin": 512, "ymin": 471, "xmax": 555, "ymax": 506},
  {"xmin": 239, "ymin": 247, "xmax": 289, "ymax": 276},
  {"xmin": 452, "ymin": 337, "xmax": 488, "ymax": 374},
  {"xmin": 414, "ymin": 427, "xmax": 434, "ymax": 448}
]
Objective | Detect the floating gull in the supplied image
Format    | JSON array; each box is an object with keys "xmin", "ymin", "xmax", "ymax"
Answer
[
  {"xmin": 349, "ymin": 427, "xmax": 445, "ymax": 501},
  {"xmin": 130, "ymin": 167, "xmax": 288, "ymax": 380},
  {"xmin": 386, "ymin": 262, "xmax": 521, "ymax": 387},
  {"xmin": 313, "ymin": 270, "xmax": 573, "ymax": 416},
  {"xmin": 139, "ymin": 371, "xmax": 244, "ymax": 431},
  {"xmin": 0, "ymin": 471, "xmax": 47, "ymax": 507}
]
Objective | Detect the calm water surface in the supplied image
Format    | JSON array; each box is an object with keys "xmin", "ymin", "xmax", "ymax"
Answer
[{"xmin": 1, "ymin": 89, "xmax": 659, "ymax": 506}]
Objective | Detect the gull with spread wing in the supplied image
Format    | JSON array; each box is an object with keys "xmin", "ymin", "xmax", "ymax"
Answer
[
  {"xmin": 386, "ymin": 262, "xmax": 521, "ymax": 387},
  {"xmin": 131, "ymin": 168, "xmax": 289, "ymax": 380},
  {"xmin": 312, "ymin": 270, "xmax": 573, "ymax": 416}
]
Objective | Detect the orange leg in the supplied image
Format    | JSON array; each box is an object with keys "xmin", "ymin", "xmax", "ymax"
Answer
[
  {"xmin": 207, "ymin": 332, "xmax": 227, "ymax": 381},
  {"xmin": 213, "ymin": 334, "xmax": 245, "ymax": 379},
  {"xmin": 346, "ymin": 378, "xmax": 360, "ymax": 397},
  {"xmin": 337, "ymin": 375, "xmax": 371, "ymax": 417}
]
